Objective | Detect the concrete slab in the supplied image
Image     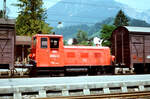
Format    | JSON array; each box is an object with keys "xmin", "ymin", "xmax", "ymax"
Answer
[{"xmin": 0, "ymin": 75, "xmax": 150, "ymax": 87}]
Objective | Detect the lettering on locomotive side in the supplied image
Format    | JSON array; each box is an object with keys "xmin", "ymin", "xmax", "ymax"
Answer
[
  {"xmin": 82, "ymin": 58, "xmax": 87, "ymax": 62},
  {"xmin": 51, "ymin": 61, "xmax": 59, "ymax": 64},
  {"xmin": 50, "ymin": 54, "xmax": 60, "ymax": 58},
  {"xmin": 52, "ymin": 50, "xmax": 58, "ymax": 53}
]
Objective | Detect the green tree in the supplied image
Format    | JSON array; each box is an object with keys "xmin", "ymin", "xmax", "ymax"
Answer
[
  {"xmin": 0, "ymin": 10, "xmax": 4, "ymax": 18},
  {"xmin": 113, "ymin": 10, "xmax": 129, "ymax": 27},
  {"xmin": 76, "ymin": 30, "xmax": 89, "ymax": 45},
  {"xmin": 41, "ymin": 21, "xmax": 53, "ymax": 34},
  {"xmin": 100, "ymin": 25, "xmax": 116, "ymax": 46},
  {"xmin": 15, "ymin": 0, "xmax": 52, "ymax": 36}
]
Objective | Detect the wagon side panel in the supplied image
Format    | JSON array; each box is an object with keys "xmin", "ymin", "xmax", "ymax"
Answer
[{"xmin": 0, "ymin": 24, "xmax": 15, "ymax": 69}]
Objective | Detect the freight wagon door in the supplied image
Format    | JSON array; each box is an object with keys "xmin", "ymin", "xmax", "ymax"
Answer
[
  {"xmin": 49, "ymin": 37, "xmax": 64, "ymax": 67},
  {"xmin": 145, "ymin": 36, "xmax": 150, "ymax": 63},
  {"xmin": 131, "ymin": 36, "xmax": 144, "ymax": 63},
  {"xmin": 0, "ymin": 29, "xmax": 14, "ymax": 69}
]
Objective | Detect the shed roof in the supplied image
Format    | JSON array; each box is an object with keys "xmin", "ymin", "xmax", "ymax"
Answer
[
  {"xmin": 124, "ymin": 26, "xmax": 150, "ymax": 33},
  {"xmin": 16, "ymin": 36, "xmax": 31, "ymax": 45}
]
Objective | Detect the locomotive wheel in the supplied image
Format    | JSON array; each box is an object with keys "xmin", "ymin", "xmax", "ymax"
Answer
[{"xmin": 29, "ymin": 67, "xmax": 37, "ymax": 77}]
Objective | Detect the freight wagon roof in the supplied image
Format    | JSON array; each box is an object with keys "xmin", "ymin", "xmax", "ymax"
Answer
[
  {"xmin": 0, "ymin": 18, "xmax": 15, "ymax": 24},
  {"xmin": 124, "ymin": 26, "xmax": 150, "ymax": 33},
  {"xmin": 16, "ymin": 36, "xmax": 31, "ymax": 45},
  {"xmin": 64, "ymin": 46, "xmax": 109, "ymax": 49}
]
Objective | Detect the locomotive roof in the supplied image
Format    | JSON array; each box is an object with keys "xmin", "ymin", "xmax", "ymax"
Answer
[
  {"xmin": 124, "ymin": 26, "xmax": 150, "ymax": 33},
  {"xmin": 64, "ymin": 46, "xmax": 109, "ymax": 49},
  {"xmin": 34, "ymin": 34, "xmax": 63, "ymax": 38}
]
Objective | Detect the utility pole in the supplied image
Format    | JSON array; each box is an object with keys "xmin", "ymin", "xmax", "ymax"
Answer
[{"xmin": 3, "ymin": 0, "xmax": 6, "ymax": 19}]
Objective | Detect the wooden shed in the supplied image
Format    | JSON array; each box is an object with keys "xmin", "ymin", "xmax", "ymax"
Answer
[{"xmin": 111, "ymin": 26, "xmax": 150, "ymax": 73}]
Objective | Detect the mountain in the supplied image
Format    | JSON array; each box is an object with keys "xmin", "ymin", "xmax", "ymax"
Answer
[
  {"xmin": 129, "ymin": 19, "xmax": 150, "ymax": 27},
  {"xmin": 46, "ymin": 0, "xmax": 150, "ymax": 27},
  {"xmin": 135, "ymin": 9, "xmax": 150, "ymax": 24},
  {"xmin": 46, "ymin": 0, "xmax": 124, "ymax": 27},
  {"xmin": 46, "ymin": 0, "xmax": 150, "ymax": 39},
  {"xmin": 54, "ymin": 17, "xmax": 150, "ymax": 40}
]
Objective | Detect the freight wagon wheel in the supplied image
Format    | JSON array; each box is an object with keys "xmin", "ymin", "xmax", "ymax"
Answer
[
  {"xmin": 134, "ymin": 64, "xmax": 144, "ymax": 74},
  {"xmin": 10, "ymin": 68, "xmax": 15, "ymax": 77},
  {"xmin": 145, "ymin": 64, "xmax": 150, "ymax": 73}
]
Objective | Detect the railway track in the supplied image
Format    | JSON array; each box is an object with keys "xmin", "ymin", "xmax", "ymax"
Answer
[
  {"xmin": 38, "ymin": 91, "xmax": 150, "ymax": 99},
  {"xmin": 0, "ymin": 74, "xmax": 135, "ymax": 79},
  {"xmin": 0, "ymin": 68, "xmax": 135, "ymax": 78},
  {"xmin": 1, "ymin": 75, "xmax": 150, "ymax": 99}
]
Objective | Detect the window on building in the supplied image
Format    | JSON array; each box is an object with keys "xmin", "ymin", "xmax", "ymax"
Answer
[
  {"xmin": 50, "ymin": 38, "xmax": 59, "ymax": 48},
  {"xmin": 41, "ymin": 38, "xmax": 47, "ymax": 48}
]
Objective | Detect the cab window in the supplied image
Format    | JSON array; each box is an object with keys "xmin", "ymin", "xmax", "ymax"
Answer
[
  {"xmin": 33, "ymin": 37, "xmax": 36, "ymax": 47},
  {"xmin": 41, "ymin": 38, "xmax": 47, "ymax": 48},
  {"xmin": 50, "ymin": 38, "xmax": 59, "ymax": 48}
]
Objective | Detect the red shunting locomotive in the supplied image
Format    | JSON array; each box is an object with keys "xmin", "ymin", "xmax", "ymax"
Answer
[{"xmin": 29, "ymin": 34, "xmax": 115, "ymax": 75}]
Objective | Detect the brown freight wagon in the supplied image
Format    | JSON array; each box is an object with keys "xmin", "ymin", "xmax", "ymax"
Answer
[
  {"xmin": 111, "ymin": 26, "xmax": 150, "ymax": 74},
  {"xmin": 0, "ymin": 19, "xmax": 15, "ymax": 70}
]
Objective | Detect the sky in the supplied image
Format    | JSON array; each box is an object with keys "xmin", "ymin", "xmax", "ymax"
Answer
[
  {"xmin": 115, "ymin": 0, "xmax": 150, "ymax": 11},
  {"xmin": 0, "ymin": 0, "xmax": 60, "ymax": 18},
  {"xmin": 0, "ymin": 0, "xmax": 150, "ymax": 18}
]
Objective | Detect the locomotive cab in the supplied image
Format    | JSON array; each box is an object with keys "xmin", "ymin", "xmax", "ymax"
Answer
[{"xmin": 30, "ymin": 34, "xmax": 64, "ymax": 68}]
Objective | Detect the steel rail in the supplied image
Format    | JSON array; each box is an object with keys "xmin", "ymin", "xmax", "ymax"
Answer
[{"xmin": 39, "ymin": 91, "xmax": 150, "ymax": 99}]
